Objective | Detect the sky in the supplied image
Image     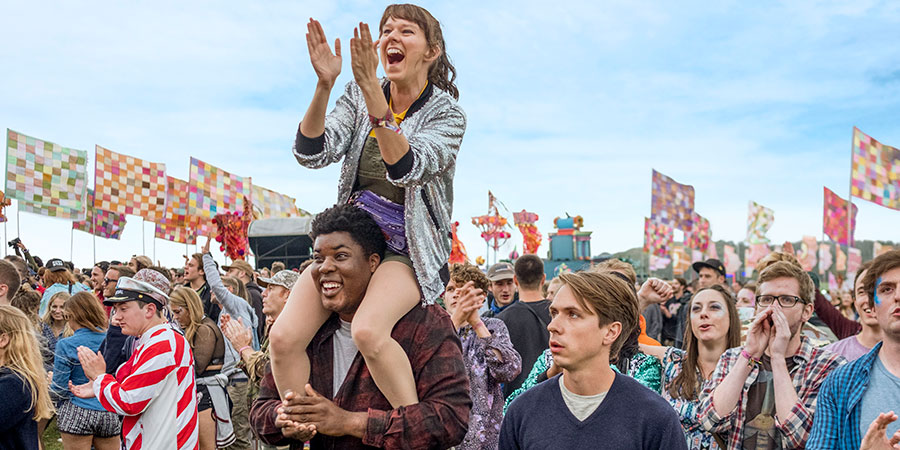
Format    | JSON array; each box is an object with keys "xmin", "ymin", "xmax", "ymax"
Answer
[{"xmin": 1, "ymin": 0, "xmax": 899, "ymax": 269}]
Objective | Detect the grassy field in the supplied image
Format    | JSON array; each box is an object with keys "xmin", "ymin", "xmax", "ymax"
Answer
[{"xmin": 42, "ymin": 419, "xmax": 62, "ymax": 450}]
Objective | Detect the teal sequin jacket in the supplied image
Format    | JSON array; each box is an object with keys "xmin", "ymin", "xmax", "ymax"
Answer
[{"xmin": 504, "ymin": 348, "xmax": 662, "ymax": 413}]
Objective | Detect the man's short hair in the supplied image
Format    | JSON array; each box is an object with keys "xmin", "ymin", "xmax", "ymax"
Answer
[
  {"xmin": 756, "ymin": 251, "xmax": 802, "ymax": 273},
  {"xmin": 310, "ymin": 204, "xmax": 386, "ymax": 259},
  {"xmin": 758, "ymin": 261, "xmax": 815, "ymax": 303},
  {"xmin": 0, "ymin": 259, "xmax": 21, "ymax": 297},
  {"xmin": 189, "ymin": 254, "xmax": 213, "ymax": 275},
  {"xmin": 514, "ymin": 255, "xmax": 544, "ymax": 290},
  {"xmin": 108, "ymin": 265, "xmax": 136, "ymax": 279},
  {"xmin": 271, "ymin": 261, "xmax": 286, "ymax": 273},
  {"xmin": 449, "ymin": 263, "xmax": 490, "ymax": 295},
  {"xmin": 863, "ymin": 250, "xmax": 900, "ymax": 308},
  {"xmin": 592, "ymin": 259, "xmax": 636, "ymax": 285},
  {"xmin": 558, "ymin": 271, "xmax": 639, "ymax": 360},
  {"xmin": 673, "ymin": 277, "xmax": 687, "ymax": 289}
]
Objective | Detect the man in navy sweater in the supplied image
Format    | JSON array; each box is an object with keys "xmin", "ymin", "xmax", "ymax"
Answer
[{"xmin": 500, "ymin": 271, "xmax": 687, "ymax": 449}]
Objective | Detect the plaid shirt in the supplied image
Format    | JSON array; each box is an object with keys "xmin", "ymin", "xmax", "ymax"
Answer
[
  {"xmin": 249, "ymin": 304, "xmax": 471, "ymax": 449},
  {"xmin": 697, "ymin": 337, "xmax": 846, "ymax": 449},
  {"xmin": 807, "ymin": 342, "xmax": 883, "ymax": 449}
]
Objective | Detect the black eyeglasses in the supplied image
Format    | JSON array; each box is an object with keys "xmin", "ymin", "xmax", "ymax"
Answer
[{"xmin": 756, "ymin": 295, "xmax": 804, "ymax": 308}]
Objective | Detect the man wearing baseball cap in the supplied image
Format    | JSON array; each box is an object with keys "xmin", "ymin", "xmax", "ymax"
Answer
[
  {"xmin": 223, "ymin": 259, "xmax": 266, "ymax": 343},
  {"xmin": 483, "ymin": 262, "xmax": 518, "ymax": 318},
  {"xmin": 692, "ymin": 258, "xmax": 726, "ymax": 289},
  {"xmin": 71, "ymin": 274, "xmax": 199, "ymax": 450},
  {"xmin": 39, "ymin": 257, "xmax": 89, "ymax": 316}
]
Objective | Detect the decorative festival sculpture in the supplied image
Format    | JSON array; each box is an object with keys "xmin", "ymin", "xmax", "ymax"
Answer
[
  {"xmin": 214, "ymin": 196, "xmax": 253, "ymax": 261},
  {"xmin": 471, "ymin": 192, "xmax": 512, "ymax": 260},
  {"xmin": 513, "ymin": 210, "xmax": 542, "ymax": 255},
  {"xmin": 449, "ymin": 221, "xmax": 468, "ymax": 264}
]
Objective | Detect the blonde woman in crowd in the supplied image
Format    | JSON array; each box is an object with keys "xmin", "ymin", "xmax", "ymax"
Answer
[
  {"xmin": 50, "ymin": 292, "xmax": 120, "ymax": 450},
  {"xmin": 40, "ymin": 292, "xmax": 72, "ymax": 361},
  {"xmin": 0, "ymin": 305, "xmax": 55, "ymax": 450}
]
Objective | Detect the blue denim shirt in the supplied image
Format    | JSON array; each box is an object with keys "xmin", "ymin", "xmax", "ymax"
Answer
[
  {"xmin": 51, "ymin": 327, "xmax": 107, "ymax": 411},
  {"xmin": 807, "ymin": 342, "xmax": 883, "ymax": 449}
]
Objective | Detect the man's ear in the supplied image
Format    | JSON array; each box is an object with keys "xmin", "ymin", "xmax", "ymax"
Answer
[
  {"xmin": 602, "ymin": 321, "xmax": 623, "ymax": 347},
  {"xmin": 368, "ymin": 253, "xmax": 381, "ymax": 273},
  {"xmin": 0, "ymin": 284, "xmax": 8, "ymax": 299},
  {"xmin": 801, "ymin": 302, "xmax": 814, "ymax": 323},
  {"xmin": 0, "ymin": 333, "xmax": 9, "ymax": 349}
]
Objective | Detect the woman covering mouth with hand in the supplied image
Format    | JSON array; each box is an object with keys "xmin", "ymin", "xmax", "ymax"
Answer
[
  {"xmin": 270, "ymin": 3, "xmax": 465, "ymax": 411},
  {"xmin": 641, "ymin": 284, "xmax": 742, "ymax": 450}
]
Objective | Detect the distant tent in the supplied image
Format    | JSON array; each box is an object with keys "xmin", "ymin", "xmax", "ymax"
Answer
[{"xmin": 248, "ymin": 217, "xmax": 313, "ymax": 270}]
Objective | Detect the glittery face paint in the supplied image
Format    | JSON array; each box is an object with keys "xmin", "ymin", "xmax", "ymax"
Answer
[{"xmin": 874, "ymin": 277, "xmax": 883, "ymax": 306}]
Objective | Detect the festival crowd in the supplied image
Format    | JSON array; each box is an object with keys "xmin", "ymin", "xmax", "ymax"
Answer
[{"xmin": 3, "ymin": 3, "xmax": 900, "ymax": 450}]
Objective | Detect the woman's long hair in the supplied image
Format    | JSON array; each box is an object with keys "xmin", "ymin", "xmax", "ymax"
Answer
[
  {"xmin": 41, "ymin": 291, "xmax": 72, "ymax": 337},
  {"xmin": 63, "ymin": 292, "xmax": 107, "ymax": 333},
  {"xmin": 222, "ymin": 276, "xmax": 250, "ymax": 305},
  {"xmin": 667, "ymin": 284, "xmax": 741, "ymax": 401},
  {"xmin": 42, "ymin": 268, "xmax": 77, "ymax": 287},
  {"xmin": 169, "ymin": 287, "xmax": 206, "ymax": 343},
  {"xmin": 0, "ymin": 306, "xmax": 54, "ymax": 420},
  {"xmin": 380, "ymin": 4, "xmax": 459, "ymax": 99}
]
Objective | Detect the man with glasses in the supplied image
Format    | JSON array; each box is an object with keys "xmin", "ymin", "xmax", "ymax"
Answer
[{"xmin": 698, "ymin": 260, "xmax": 846, "ymax": 449}]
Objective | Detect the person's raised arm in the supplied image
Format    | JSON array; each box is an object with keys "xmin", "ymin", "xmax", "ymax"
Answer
[
  {"xmin": 709, "ymin": 308, "xmax": 772, "ymax": 418},
  {"xmin": 481, "ymin": 318, "xmax": 522, "ymax": 384},
  {"xmin": 299, "ymin": 18, "xmax": 342, "ymax": 140}
]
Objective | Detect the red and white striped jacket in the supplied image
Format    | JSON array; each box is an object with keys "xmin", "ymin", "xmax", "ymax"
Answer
[{"xmin": 93, "ymin": 323, "xmax": 199, "ymax": 449}]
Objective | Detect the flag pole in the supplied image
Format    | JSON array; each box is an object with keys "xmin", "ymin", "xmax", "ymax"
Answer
[
  {"xmin": 92, "ymin": 204, "xmax": 96, "ymax": 264},
  {"xmin": 848, "ymin": 128, "xmax": 855, "ymax": 250},
  {"xmin": 16, "ymin": 203, "xmax": 20, "ymax": 238},
  {"xmin": 70, "ymin": 227, "xmax": 74, "ymax": 262},
  {"xmin": 142, "ymin": 219, "xmax": 146, "ymax": 256}
]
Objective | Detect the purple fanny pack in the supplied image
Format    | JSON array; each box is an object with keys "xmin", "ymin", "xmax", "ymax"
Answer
[{"xmin": 351, "ymin": 190, "xmax": 408, "ymax": 255}]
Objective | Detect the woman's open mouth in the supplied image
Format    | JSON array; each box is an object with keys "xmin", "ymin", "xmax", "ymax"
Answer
[{"xmin": 386, "ymin": 48, "xmax": 405, "ymax": 65}]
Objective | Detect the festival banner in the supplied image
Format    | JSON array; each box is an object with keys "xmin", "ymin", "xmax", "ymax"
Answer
[
  {"xmin": 723, "ymin": 244, "xmax": 741, "ymax": 274},
  {"xmin": 691, "ymin": 250, "xmax": 703, "ymax": 263},
  {"xmin": 0, "ymin": 192, "xmax": 11, "ymax": 222},
  {"xmin": 5, "ymin": 129, "xmax": 88, "ymax": 216},
  {"xmin": 746, "ymin": 201, "xmax": 774, "ymax": 244},
  {"xmin": 744, "ymin": 243, "xmax": 771, "ymax": 273},
  {"xmin": 828, "ymin": 272, "xmax": 839, "ymax": 291},
  {"xmin": 650, "ymin": 170, "xmax": 695, "ymax": 231},
  {"xmin": 684, "ymin": 212, "xmax": 710, "ymax": 252},
  {"xmin": 818, "ymin": 244, "xmax": 833, "ymax": 274},
  {"xmin": 836, "ymin": 246, "xmax": 847, "ymax": 272},
  {"xmin": 644, "ymin": 217, "xmax": 673, "ymax": 258},
  {"xmin": 73, "ymin": 189, "xmax": 127, "ymax": 239},
  {"xmin": 851, "ymin": 127, "xmax": 900, "ymax": 210},
  {"xmin": 155, "ymin": 222, "xmax": 196, "ymax": 245},
  {"xmin": 188, "ymin": 157, "xmax": 252, "ymax": 224},
  {"xmin": 18, "ymin": 201, "xmax": 85, "ymax": 220},
  {"xmin": 93, "ymin": 145, "xmax": 167, "ymax": 221},
  {"xmin": 797, "ymin": 236, "xmax": 819, "ymax": 272},
  {"xmin": 707, "ymin": 242, "xmax": 719, "ymax": 260},
  {"xmin": 672, "ymin": 244, "xmax": 691, "ymax": 276},
  {"xmin": 847, "ymin": 247, "xmax": 862, "ymax": 275},
  {"xmin": 155, "ymin": 176, "xmax": 197, "ymax": 244},
  {"xmin": 251, "ymin": 184, "xmax": 300, "ymax": 219},
  {"xmin": 649, "ymin": 255, "xmax": 671, "ymax": 271},
  {"xmin": 823, "ymin": 187, "xmax": 858, "ymax": 246}
]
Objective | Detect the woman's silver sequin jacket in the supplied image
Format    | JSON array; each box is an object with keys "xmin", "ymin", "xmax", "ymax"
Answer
[{"xmin": 293, "ymin": 79, "xmax": 466, "ymax": 303}]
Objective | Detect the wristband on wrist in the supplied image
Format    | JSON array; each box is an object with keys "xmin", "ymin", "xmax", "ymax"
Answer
[
  {"xmin": 238, "ymin": 345, "xmax": 251, "ymax": 356},
  {"xmin": 740, "ymin": 349, "xmax": 760, "ymax": 367},
  {"xmin": 368, "ymin": 109, "xmax": 402, "ymax": 134}
]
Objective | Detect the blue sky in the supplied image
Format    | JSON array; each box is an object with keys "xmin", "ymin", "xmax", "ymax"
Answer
[{"xmin": 1, "ymin": 0, "xmax": 899, "ymax": 268}]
